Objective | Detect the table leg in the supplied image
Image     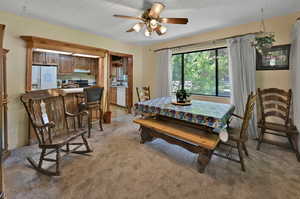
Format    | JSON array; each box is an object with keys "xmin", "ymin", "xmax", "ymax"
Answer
[
  {"xmin": 140, "ymin": 126, "xmax": 154, "ymax": 144},
  {"xmin": 197, "ymin": 148, "xmax": 213, "ymax": 173}
]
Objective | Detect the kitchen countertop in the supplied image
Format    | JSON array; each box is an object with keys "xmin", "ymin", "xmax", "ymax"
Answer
[
  {"xmin": 60, "ymin": 88, "xmax": 84, "ymax": 95},
  {"xmin": 111, "ymin": 85, "xmax": 128, "ymax": 88}
]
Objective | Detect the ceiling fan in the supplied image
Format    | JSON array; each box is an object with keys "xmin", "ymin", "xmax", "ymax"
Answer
[{"xmin": 113, "ymin": 2, "xmax": 188, "ymax": 37}]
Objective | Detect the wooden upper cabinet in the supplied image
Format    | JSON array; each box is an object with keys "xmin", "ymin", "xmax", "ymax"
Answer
[
  {"xmin": 90, "ymin": 58, "xmax": 98, "ymax": 75},
  {"xmin": 74, "ymin": 56, "xmax": 90, "ymax": 70},
  {"xmin": 33, "ymin": 51, "xmax": 59, "ymax": 65},
  {"xmin": 45, "ymin": 53, "xmax": 59, "ymax": 65},
  {"xmin": 59, "ymin": 55, "xmax": 74, "ymax": 74},
  {"xmin": 32, "ymin": 51, "xmax": 46, "ymax": 65}
]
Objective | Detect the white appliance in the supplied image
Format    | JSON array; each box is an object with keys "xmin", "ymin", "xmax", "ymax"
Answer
[
  {"xmin": 117, "ymin": 87, "xmax": 126, "ymax": 107},
  {"xmin": 32, "ymin": 65, "xmax": 58, "ymax": 90}
]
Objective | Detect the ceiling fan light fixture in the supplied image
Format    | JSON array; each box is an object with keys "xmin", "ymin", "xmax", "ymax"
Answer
[
  {"xmin": 133, "ymin": 23, "xmax": 143, "ymax": 32},
  {"xmin": 150, "ymin": 3, "xmax": 165, "ymax": 18},
  {"xmin": 159, "ymin": 26, "xmax": 167, "ymax": 34},
  {"xmin": 150, "ymin": 19, "xmax": 158, "ymax": 28},
  {"xmin": 144, "ymin": 29, "xmax": 151, "ymax": 37}
]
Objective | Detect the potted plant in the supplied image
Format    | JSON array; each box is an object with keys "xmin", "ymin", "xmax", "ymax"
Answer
[{"xmin": 176, "ymin": 89, "xmax": 190, "ymax": 103}]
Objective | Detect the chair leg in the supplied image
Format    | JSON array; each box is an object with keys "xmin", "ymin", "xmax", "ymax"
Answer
[
  {"xmin": 99, "ymin": 108, "xmax": 103, "ymax": 131},
  {"xmin": 237, "ymin": 143, "xmax": 245, "ymax": 172},
  {"xmin": 82, "ymin": 134, "xmax": 93, "ymax": 153},
  {"xmin": 56, "ymin": 148, "xmax": 61, "ymax": 176},
  {"xmin": 256, "ymin": 128, "xmax": 265, "ymax": 150},
  {"xmin": 88, "ymin": 111, "xmax": 92, "ymax": 138},
  {"xmin": 288, "ymin": 134, "xmax": 300, "ymax": 162},
  {"xmin": 38, "ymin": 148, "xmax": 46, "ymax": 168},
  {"xmin": 242, "ymin": 143, "xmax": 249, "ymax": 157}
]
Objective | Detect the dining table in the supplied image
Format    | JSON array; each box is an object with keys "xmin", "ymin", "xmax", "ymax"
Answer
[
  {"xmin": 134, "ymin": 96, "xmax": 235, "ymax": 172},
  {"xmin": 135, "ymin": 97, "xmax": 235, "ymax": 139}
]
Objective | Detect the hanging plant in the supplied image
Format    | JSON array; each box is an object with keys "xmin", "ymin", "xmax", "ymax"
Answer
[
  {"xmin": 252, "ymin": 8, "xmax": 276, "ymax": 55},
  {"xmin": 252, "ymin": 32, "xmax": 275, "ymax": 55}
]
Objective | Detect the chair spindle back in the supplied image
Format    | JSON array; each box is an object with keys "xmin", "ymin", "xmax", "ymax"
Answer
[
  {"xmin": 258, "ymin": 88, "xmax": 292, "ymax": 126},
  {"xmin": 136, "ymin": 86, "xmax": 151, "ymax": 102},
  {"xmin": 240, "ymin": 92, "xmax": 257, "ymax": 140},
  {"xmin": 20, "ymin": 90, "xmax": 67, "ymax": 145}
]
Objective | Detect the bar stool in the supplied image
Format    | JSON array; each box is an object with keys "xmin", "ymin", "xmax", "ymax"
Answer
[{"xmin": 79, "ymin": 86, "xmax": 104, "ymax": 137}]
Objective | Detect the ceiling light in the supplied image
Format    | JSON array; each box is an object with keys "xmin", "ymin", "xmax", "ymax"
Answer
[
  {"xmin": 73, "ymin": 53, "xmax": 99, "ymax": 58},
  {"xmin": 159, "ymin": 26, "xmax": 167, "ymax": 34},
  {"xmin": 144, "ymin": 29, "xmax": 151, "ymax": 37},
  {"xmin": 150, "ymin": 19, "xmax": 158, "ymax": 29},
  {"xmin": 34, "ymin": 48, "xmax": 72, "ymax": 55}
]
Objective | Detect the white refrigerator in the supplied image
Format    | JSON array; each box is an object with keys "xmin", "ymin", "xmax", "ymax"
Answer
[{"xmin": 32, "ymin": 65, "xmax": 57, "ymax": 90}]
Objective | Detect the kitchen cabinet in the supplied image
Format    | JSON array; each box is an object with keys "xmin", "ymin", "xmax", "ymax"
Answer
[
  {"xmin": 33, "ymin": 51, "xmax": 59, "ymax": 65},
  {"xmin": 74, "ymin": 56, "xmax": 90, "ymax": 70},
  {"xmin": 33, "ymin": 51, "xmax": 46, "ymax": 65},
  {"xmin": 59, "ymin": 55, "xmax": 74, "ymax": 74},
  {"xmin": 45, "ymin": 53, "xmax": 59, "ymax": 65},
  {"xmin": 110, "ymin": 87, "xmax": 117, "ymax": 104},
  {"xmin": 90, "ymin": 58, "xmax": 98, "ymax": 75}
]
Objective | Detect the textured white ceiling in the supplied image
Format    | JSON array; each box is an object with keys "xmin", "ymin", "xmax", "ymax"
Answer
[{"xmin": 0, "ymin": 0, "xmax": 300, "ymax": 45}]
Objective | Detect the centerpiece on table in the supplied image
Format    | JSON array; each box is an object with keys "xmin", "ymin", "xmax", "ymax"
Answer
[{"xmin": 172, "ymin": 89, "xmax": 192, "ymax": 106}]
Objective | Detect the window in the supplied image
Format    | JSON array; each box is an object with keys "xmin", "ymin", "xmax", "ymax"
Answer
[{"xmin": 171, "ymin": 47, "xmax": 230, "ymax": 97}]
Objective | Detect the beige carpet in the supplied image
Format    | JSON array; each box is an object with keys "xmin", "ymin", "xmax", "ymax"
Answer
[{"xmin": 4, "ymin": 114, "xmax": 300, "ymax": 199}]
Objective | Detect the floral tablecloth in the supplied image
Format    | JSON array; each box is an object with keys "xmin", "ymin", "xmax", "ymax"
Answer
[{"xmin": 134, "ymin": 97, "xmax": 235, "ymax": 131}]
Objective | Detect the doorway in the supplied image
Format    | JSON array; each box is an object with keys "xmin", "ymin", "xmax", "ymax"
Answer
[{"xmin": 108, "ymin": 52, "xmax": 133, "ymax": 117}]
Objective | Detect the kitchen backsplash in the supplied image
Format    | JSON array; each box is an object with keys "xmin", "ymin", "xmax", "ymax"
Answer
[{"xmin": 58, "ymin": 73, "xmax": 96, "ymax": 83}]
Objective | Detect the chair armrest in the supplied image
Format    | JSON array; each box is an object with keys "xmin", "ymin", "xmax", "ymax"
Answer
[
  {"xmin": 32, "ymin": 121, "xmax": 56, "ymax": 129},
  {"xmin": 65, "ymin": 111, "xmax": 89, "ymax": 118}
]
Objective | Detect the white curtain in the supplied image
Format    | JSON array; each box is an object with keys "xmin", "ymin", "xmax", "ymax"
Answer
[
  {"xmin": 155, "ymin": 49, "xmax": 172, "ymax": 97},
  {"xmin": 290, "ymin": 20, "xmax": 300, "ymax": 148},
  {"xmin": 227, "ymin": 35, "xmax": 258, "ymax": 138}
]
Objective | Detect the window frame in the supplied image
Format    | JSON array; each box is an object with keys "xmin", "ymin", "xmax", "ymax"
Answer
[{"xmin": 172, "ymin": 46, "xmax": 230, "ymax": 97}]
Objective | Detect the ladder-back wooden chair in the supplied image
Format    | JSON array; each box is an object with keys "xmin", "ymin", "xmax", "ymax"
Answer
[
  {"xmin": 20, "ymin": 90, "xmax": 92, "ymax": 176},
  {"xmin": 256, "ymin": 88, "xmax": 299, "ymax": 161},
  {"xmin": 214, "ymin": 92, "xmax": 257, "ymax": 171},
  {"xmin": 79, "ymin": 86, "xmax": 104, "ymax": 137},
  {"xmin": 136, "ymin": 86, "xmax": 151, "ymax": 102}
]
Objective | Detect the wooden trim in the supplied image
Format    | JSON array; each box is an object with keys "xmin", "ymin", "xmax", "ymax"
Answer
[
  {"xmin": 25, "ymin": 47, "xmax": 33, "ymax": 91},
  {"xmin": 0, "ymin": 24, "xmax": 5, "ymax": 198},
  {"xmin": 97, "ymin": 57, "xmax": 105, "ymax": 87},
  {"xmin": 20, "ymin": 36, "xmax": 108, "ymax": 57},
  {"xmin": 109, "ymin": 51, "xmax": 132, "ymax": 57},
  {"xmin": 0, "ymin": 25, "xmax": 4, "ymax": 48},
  {"xmin": 107, "ymin": 51, "xmax": 133, "ymax": 114},
  {"xmin": 127, "ymin": 55, "xmax": 133, "ymax": 113}
]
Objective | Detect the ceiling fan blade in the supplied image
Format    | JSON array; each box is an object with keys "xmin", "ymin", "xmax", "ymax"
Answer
[
  {"xmin": 148, "ymin": 3, "xmax": 165, "ymax": 18},
  {"xmin": 159, "ymin": 18, "xmax": 189, "ymax": 24},
  {"xmin": 113, "ymin": 14, "xmax": 143, "ymax": 21}
]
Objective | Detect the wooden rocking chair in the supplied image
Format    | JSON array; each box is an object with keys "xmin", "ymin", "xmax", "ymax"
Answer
[
  {"xmin": 20, "ymin": 90, "xmax": 93, "ymax": 176},
  {"xmin": 256, "ymin": 88, "xmax": 300, "ymax": 161}
]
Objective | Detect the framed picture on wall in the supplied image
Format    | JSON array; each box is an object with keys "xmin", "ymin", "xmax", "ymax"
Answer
[{"xmin": 256, "ymin": 44, "xmax": 290, "ymax": 70}]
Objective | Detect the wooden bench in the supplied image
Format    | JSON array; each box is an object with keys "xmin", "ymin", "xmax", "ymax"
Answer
[{"xmin": 134, "ymin": 117, "xmax": 220, "ymax": 173}]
